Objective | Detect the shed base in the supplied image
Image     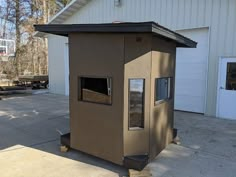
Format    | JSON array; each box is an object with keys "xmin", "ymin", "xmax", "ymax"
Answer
[
  {"xmin": 60, "ymin": 133, "xmax": 70, "ymax": 147},
  {"xmin": 124, "ymin": 155, "xmax": 149, "ymax": 171}
]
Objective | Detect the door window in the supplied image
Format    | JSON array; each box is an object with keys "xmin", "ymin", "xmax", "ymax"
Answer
[{"xmin": 226, "ymin": 63, "xmax": 236, "ymax": 90}]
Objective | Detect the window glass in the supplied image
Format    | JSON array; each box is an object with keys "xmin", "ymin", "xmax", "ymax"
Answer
[
  {"xmin": 155, "ymin": 77, "xmax": 172, "ymax": 104},
  {"xmin": 226, "ymin": 63, "xmax": 236, "ymax": 90},
  {"xmin": 79, "ymin": 77, "xmax": 112, "ymax": 104},
  {"xmin": 129, "ymin": 79, "xmax": 145, "ymax": 129}
]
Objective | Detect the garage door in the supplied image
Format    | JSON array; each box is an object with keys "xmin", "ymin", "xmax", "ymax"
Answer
[{"xmin": 175, "ymin": 28, "xmax": 209, "ymax": 113}]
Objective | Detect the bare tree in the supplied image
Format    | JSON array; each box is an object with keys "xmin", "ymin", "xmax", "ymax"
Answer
[{"xmin": 0, "ymin": 0, "xmax": 70, "ymax": 82}]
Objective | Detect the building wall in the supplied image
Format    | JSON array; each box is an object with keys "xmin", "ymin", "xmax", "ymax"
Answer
[
  {"xmin": 48, "ymin": 0, "xmax": 236, "ymax": 116},
  {"xmin": 48, "ymin": 35, "xmax": 68, "ymax": 95}
]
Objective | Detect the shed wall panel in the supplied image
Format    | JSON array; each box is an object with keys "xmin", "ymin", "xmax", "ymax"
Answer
[
  {"xmin": 123, "ymin": 34, "xmax": 152, "ymax": 157},
  {"xmin": 150, "ymin": 44, "xmax": 176, "ymax": 159},
  {"xmin": 69, "ymin": 33, "xmax": 124, "ymax": 165}
]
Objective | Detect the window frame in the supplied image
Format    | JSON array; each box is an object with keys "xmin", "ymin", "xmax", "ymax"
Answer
[
  {"xmin": 78, "ymin": 76, "xmax": 113, "ymax": 105},
  {"xmin": 128, "ymin": 78, "xmax": 145, "ymax": 131},
  {"xmin": 154, "ymin": 77, "xmax": 173, "ymax": 105}
]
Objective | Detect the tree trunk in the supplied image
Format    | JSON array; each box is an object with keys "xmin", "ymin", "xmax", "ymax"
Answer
[
  {"xmin": 2, "ymin": 0, "xmax": 10, "ymax": 38},
  {"xmin": 15, "ymin": 0, "xmax": 21, "ymax": 76},
  {"xmin": 43, "ymin": 0, "xmax": 49, "ymax": 75}
]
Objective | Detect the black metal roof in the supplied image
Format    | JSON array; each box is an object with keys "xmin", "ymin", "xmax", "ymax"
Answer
[{"xmin": 34, "ymin": 21, "xmax": 197, "ymax": 48}]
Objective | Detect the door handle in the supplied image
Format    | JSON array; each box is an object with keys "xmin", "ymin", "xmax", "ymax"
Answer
[{"xmin": 220, "ymin": 86, "xmax": 225, "ymax": 89}]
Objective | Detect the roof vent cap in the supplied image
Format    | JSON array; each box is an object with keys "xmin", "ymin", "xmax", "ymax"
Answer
[{"xmin": 114, "ymin": 0, "xmax": 121, "ymax": 7}]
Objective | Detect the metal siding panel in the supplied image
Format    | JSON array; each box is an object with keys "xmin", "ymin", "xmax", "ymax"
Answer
[
  {"xmin": 177, "ymin": 0, "xmax": 185, "ymax": 29},
  {"xmin": 123, "ymin": 0, "xmax": 130, "ymax": 21},
  {"xmin": 225, "ymin": 0, "xmax": 235, "ymax": 55},
  {"xmin": 232, "ymin": 0, "xmax": 236, "ymax": 56},
  {"xmin": 131, "ymin": 0, "xmax": 138, "ymax": 21},
  {"xmin": 166, "ymin": 0, "xmax": 173, "ymax": 28},
  {"xmin": 160, "ymin": 0, "xmax": 167, "ymax": 26},
  {"xmin": 150, "ymin": 0, "xmax": 156, "ymax": 22},
  {"xmin": 155, "ymin": 0, "xmax": 162, "ymax": 24},
  {"xmin": 205, "ymin": 0, "xmax": 213, "ymax": 25},
  {"xmin": 205, "ymin": 0, "xmax": 221, "ymax": 115},
  {"xmin": 190, "ymin": 0, "xmax": 199, "ymax": 27},
  {"xmin": 172, "ymin": 0, "xmax": 179, "ymax": 29},
  {"xmin": 140, "ymin": 0, "xmax": 147, "ymax": 21},
  {"xmin": 198, "ymin": 0, "xmax": 206, "ymax": 27},
  {"xmin": 113, "ymin": 0, "xmax": 119, "ymax": 21},
  {"xmin": 217, "ymin": 0, "xmax": 228, "ymax": 54},
  {"xmin": 145, "ymin": 0, "xmax": 152, "ymax": 21},
  {"xmin": 184, "ymin": 0, "xmax": 192, "ymax": 28}
]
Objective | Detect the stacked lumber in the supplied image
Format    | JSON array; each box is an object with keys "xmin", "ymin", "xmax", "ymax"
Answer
[{"xmin": 129, "ymin": 169, "xmax": 152, "ymax": 177}]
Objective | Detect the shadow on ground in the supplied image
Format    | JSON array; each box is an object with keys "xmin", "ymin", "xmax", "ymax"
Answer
[{"xmin": 0, "ymin": 94, "xmax": 127, "ymax": 177}]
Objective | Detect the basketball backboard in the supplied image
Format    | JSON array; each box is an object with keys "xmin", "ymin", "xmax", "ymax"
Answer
[{"xmin": 0, "ymin": 39, "xmax": 15, "ymax": 57}]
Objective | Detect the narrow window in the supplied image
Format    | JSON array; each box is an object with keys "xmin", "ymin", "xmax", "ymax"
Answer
[
  {"xmin": 129, "ymin": 79, "xmax": 145, "ymax": 130},
  {"xmin": 226, "ymin": 63, "xmax": 236, "ymax": 90},
  {"xmin": 79, "ymin": 77, "xmax": 112, "ymax": 105},
  {"xmin": 155, "ymin": 77, "xmax": 172, "ymax": 104}
]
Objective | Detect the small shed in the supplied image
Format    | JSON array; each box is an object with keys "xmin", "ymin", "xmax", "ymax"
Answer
[{"xmin": 35, "ymin": 22, "xmax": 196, "ymax": 170}]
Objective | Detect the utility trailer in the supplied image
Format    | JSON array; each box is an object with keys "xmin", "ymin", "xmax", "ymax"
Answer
[{"xmin": 17, "ymin": 75, "xmax": 48, "ymax": 89}]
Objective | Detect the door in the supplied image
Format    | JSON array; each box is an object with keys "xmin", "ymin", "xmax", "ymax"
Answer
[
  {"xmin": 217, "ymin": 58, "xmax": 236, "ymax": 120},
  {"xmin": 175, "ymin": 28, "xmax": 209, "ymax": 113}
]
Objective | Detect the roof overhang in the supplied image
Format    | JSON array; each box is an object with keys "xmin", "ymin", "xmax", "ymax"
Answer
[
  {"xmin": 49, "ymin": 0, "xmax": 88, "ymax": 24},
  {"xmin": 34, "ymin": 22, "xmax": 197, "ymax": 48},
  {"xmin": 35, "ymin": 0, "xmax": 89, "ymax": 37}
]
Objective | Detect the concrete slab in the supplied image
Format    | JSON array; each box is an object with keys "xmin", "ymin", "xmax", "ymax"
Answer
[
  {"xmin": 174, "ymin": 111, "xmax": 236, "ymax": 162},
  {"xmin": 147, "ymin": 144, "xmax": 236, "ymax": 177},
  {"xmin": 0, "ymin": 145, "xmax": 119, "ymax": 177}
]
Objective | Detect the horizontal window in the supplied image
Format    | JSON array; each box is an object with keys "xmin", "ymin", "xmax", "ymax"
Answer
[
  {"xmin": 129, "ymin": 79, "xmax": 145, "ymax": 130},
  {"xmin": 155, "ymin": 77, "xmax": 172, "ymax": 104},
  {"xmin": 79, "ymin": 77, "xmax": 112, "ymax": 105}
]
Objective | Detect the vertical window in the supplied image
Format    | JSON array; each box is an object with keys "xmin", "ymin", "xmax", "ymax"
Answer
[
  {"xmin": 155, "ymin": 77, "xmax": 172, "ymax": 104},
  {"xmin": 79, "ymin": 77, "xmax": 112, "ymax": 104},
  {"xmin": 226, "ymin": 63, "xmax": 236, "ymax": 90},
  {"xmin": 129, "ymin": 79, "xmax": 145, "ymax": 130}
]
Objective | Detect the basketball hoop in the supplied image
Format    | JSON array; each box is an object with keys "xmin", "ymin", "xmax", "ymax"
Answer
[{"xmin": 0, "ymin": 39, "xmax": 15, "ymax": 57}]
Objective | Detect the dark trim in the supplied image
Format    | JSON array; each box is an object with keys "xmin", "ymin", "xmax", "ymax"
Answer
[{"xmin": 34, "ymin": 22, "xmax": 197, "ymax": 48}]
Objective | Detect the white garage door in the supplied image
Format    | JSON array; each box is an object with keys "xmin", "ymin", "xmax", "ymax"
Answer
[{"xmin": 175, "ymin": 28, "xmax": 209, "ymax": 113}]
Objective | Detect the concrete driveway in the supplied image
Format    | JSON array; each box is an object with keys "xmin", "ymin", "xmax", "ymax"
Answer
[
  {"xmin": 0, "ymin": 93, "xmax": 236, "ymax": 177},
  {"xmin": 148, "ymin": 111, "xmax": 236, "ymax": 177}
]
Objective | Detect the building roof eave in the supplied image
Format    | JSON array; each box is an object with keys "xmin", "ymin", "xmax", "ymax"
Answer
[{"xmin": 35, "ymin": 0, "xmax": 89, "ymax": 37}]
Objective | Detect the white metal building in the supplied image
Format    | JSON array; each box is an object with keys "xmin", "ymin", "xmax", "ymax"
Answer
[{"xmin": 37, "ymin": 0, "xmax": 236, "ymax": 119}]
